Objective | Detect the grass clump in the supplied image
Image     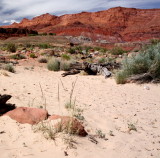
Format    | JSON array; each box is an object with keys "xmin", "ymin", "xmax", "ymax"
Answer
[
  {"xmin": 60, "ymin": 60, "xmax": 71, "ymax": 71},
  {"xmin": 115, "ymin": 43, "xmax": 160, "ymax": 84},
  {"xmin": 30, "ymin": 53, "xmax": 37, "ymax": 58},
  {"xmin": 110, "ymin": 47, "xmax": 127, "ymax": 55},
  {"xmin": 2, "ymin": 64, "xmax": 15, "ymax": 73},
  {"xmin": 61, "ymin": 54, "xmax": 71, "ymax": 61},
  {"xmin": 38, "ymin": 57, "xmax": 48, "ymax": 63},
  {"xmin": 10, "ymin": 54, "xmax": 26, "ymax": 60},
  {"xmin": 6, "ymin": 43, "xmax": 17, "ymax": 52},
  {"xmin": 98, "ymin": 57, "xmax": 107, "ymax": 64},
  {"xmin": 47, "ymin": 57, "xmax": 60, "ymax": 71},
  {"xmin": 38, "ymin": 43, "xmax": 51, "ymax": 49}
]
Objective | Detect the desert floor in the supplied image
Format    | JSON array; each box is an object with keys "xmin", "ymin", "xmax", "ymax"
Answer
[{"xmin": 0, "ymin": 60, "xmax": 160, "ymax": 158}]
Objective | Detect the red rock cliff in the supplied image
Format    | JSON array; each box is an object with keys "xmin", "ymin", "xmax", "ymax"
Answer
[{"xmin": 3, "ymin": 7, "xmax": 160, "ymax": 42}]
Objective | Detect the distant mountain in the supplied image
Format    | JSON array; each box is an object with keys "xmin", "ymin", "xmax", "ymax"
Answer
[{"xmin": 2, "ymin": 7, "xmax": 160, "ymax": 42}]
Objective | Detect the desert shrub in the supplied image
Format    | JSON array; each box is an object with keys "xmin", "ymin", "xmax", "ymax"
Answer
[
  {"xmin": 68, "ymin": 48, "xmax": 76, "ymax": 54},
  {"xmin": 49, "ymin": 33, "xmax": 56, "ymax": 36},
  {"xmin": 110, "ymin": 47, "xmax": 127, "ymax": 55},
  {"xmin": 10, "ymin": 54, "xmax": 26, "ymax": 60},
  {"xmin": 98, "ymin": 57, "xmax": 106, "ymax": 64},
  {"xmin": 61, "ymin": 54, "xmax": 71, "ymax": 60},
  {"xmin": 115, "ymin": 43, "xmax": 160, "ymax": 84},
  {"xmin": 38, "ymin": 57, "xmax": 48, "ymax": 63},
  {"xmin": 60, "ymin": 60, "xmax": 71, "ymax": 71},
  {"xmin": 94, "ymin": 47, "xmax": 107, "ymax": 53},
  {"xmin": 150, "ymin": 39, "xmax": 160, "ymax": 45},
  {"xmin": 2, "ymin": 64, "xmax": 15, "ymax": 73},
  {"xmin": 47, "ymin": 57, "xmax": 60, "ymax": 71},
  {"xmin": 38, "ymin": 43, "xmax": 51, "ymax": 49},
  {"xmin": 6, "ymin": 43, "xmax": 17, "ymax": 52},
  {"xmin": 30, "ymin": 53, "xmax": 37, "ymax": 58}
]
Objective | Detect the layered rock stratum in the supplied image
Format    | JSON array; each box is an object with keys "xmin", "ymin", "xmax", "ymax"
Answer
[{"xmin": 2, "ymin": 7, "xmax": 160, "ymax": 42}]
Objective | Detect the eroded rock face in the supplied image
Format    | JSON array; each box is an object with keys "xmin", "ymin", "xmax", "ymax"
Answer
[
  {"xmin": 3, "ymin": 7, "xmax": 160, "ymax": 42},
  {"xmin": 4, "ymin": 107, "xmax": 48, "ymax": 125},
  {"xmin": 49, "ymin": 115, "xmax": 88, "ymax": 137}
]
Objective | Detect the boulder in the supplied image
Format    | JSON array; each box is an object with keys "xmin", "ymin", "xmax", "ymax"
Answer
[
  {"xmin": 49, "ymin": 115, "xmax": 88, "ymax": 137},
  {"xmin": 4, "ymin": 107, "xmax": 48, "ymax": 125}
]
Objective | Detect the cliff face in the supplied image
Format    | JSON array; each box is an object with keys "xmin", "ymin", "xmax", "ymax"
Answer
[{"xmin": 2, "ymin": 7, "xmax": 160, "ymax": 42}]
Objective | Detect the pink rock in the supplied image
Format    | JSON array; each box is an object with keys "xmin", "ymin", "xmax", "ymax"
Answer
[
  {"xmin": 4, "ymin": 107, "xmax": 48, "ymax": 125},
  {"xmin": 49, "ymin": 115, "xmax": 88, "ymax": 137}
]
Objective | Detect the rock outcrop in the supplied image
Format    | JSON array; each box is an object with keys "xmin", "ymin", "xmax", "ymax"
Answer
[{"xmin": 2, "ymin": 7, "xmax": 160, "ymax": 42}]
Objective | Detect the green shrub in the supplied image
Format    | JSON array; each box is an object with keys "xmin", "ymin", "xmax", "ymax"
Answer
[
  {"xmin": 10, "ymin": 54, "xmax": 26, "ymax": 60},
  {"xmin": 30, "ymin": 53, "xmax": 37, "ymax": 58},
  {"xmin": 68, "ymin": 48, "xmax": 76, "ymax": 54},
  {"xmin": 6, "ymin": 43, "xmax": 17, "ymax": 52},
  {"xmin": 38, "ymin": 43, "xmax": 51, "ymax": 49},
  {"xmin": 47, "ymin": 57, "xmax": 60, "ymax": 71},
  {"xmin": 38, "ymin": 57, "xmax": 48, "ymax": 63},
  {"xmin": 115, "ymin": 43, "xmax": 160, "ymax": 84},
  {"xmin": 98, "ymin": 57, "xmax": 106, "ymax": 64},
  {"xmin": 3, "ymin": 64, "xmax": 15, "ymax": 73},
  {"xmin": 60, "ymin": 60, "xmax": 71, "ymax": 71},
  {"xmin": 110, "ymin": 47, "xmax": 127, "ymax": 55},
  {"xmin": 61, "ymin": 54, "xmax": 71, "ymax": 60}
]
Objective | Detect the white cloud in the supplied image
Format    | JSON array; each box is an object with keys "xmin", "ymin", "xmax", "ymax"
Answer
[
  {"xmin": 0, "ymin": 0, "xmax": 160, "ymax": 25},
  {"xmin": 2, "ymin": 20, "xmax": 19, "ymax": 24}
]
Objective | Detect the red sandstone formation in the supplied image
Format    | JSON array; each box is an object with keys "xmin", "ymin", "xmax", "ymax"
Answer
[
  {"xmin": 2, "ymin": 7, "xmax": 160, "ymax": 42},
  {"xmin": 4, "ymin": 107, "xmax": 48, "ymax": 125}
]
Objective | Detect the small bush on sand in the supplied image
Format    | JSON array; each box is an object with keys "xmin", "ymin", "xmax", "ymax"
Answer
[
  {"xmin": 115, "ymin": 43, "xmax": 160, "ymax": 84},
  {"xmin": 68, "ymin": 48, "xmax": 76, "ymax": 54},
  {"xmin": 60, "ymin": 60, "xmax": 71, "ymax": 71},
  {"xmin": 47, "ymin": 57, "xmax": 60, "ymax": 71},
  {"xmin": 6, "ymin": 43, "xmax": 17, "ymax": 52},
  {"xmin": 61, "ymin": 54, "xmax": 71, "ymax": 61},
  {"xmin": 38, "ymin": 57, "xmax": 48, "ymax": 63},
  {"xmin": 10, "ymin": 54, "xmax": 26, "ymax": 60},
  {"xmin": 2, "ymin": 64, "xmax": 15, "ymax": 73},
  {"xmin": 98, "ymin": 57, "xmax": 107, "ymax": 64},
  {"xmin": 38, "ymin": 43, "xmax": 51, "ymax": 49},
  {"xmin": 110, "ymin": 47, "xmax": 127, "ymax": 55},
  {"xmin": 30, "ymin": 53, "xmax": 37, "ymax": 58}
]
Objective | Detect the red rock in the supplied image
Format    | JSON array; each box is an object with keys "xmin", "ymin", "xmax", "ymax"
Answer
[
  {"xmin": 4, "ymin": 107, "xmax": 48, "ymax": 125},
  {"xmin": 49, "ymin": 115, "xmax": 88, "ymax": 137},
  {"xmin": 2, "ymin": 7, "xmax": 160, "ymax": 42}
]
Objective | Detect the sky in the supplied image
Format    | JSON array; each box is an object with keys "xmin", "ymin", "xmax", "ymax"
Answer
[{"xmin": 0, "ymin": 0, "xmax": 160, "ymax": 25}]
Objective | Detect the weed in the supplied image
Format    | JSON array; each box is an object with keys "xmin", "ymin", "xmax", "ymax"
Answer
[
  {"xmin": 128, "ymin": 123, "xmax": 137, "ymax": 132},
  {"xmin": 6, "ymin": 43, "xmax": 17, "ymax": 52},
  {"xmin": 60, "ymin": 60, "xmax": 71, "ymax": 71},
  {"xmin": 30, "ymin": 53, "xmax": 37, "ymax": 58},
  {"xmin": 98, "ymin": 57, "xmax": 107, "ymax": 64},
  {"xmin": 10, "ymin": 54, "xmax": 26, "ymax": 60},
  {"xmin": 47, "ymin": 57, "xmax": 60, "ymax": 71},
  {"xmin": 110, "ymin": 47, "xmax": 127, "ymax": 55},
  {"xmin": 96, "ymin": 129, "xmax": 106, "ymax": 139},
  {"xmin": 61, "ymin": 54, "xmax": 71, "ymax": 61},
  {"xmin": 2, "ymin": 64, "xmax": 15, "ymax": 73},
  {"xmin": 38, "ymin": 43, "xmax": 51, "ymax": 49},
  {"xmin": 38, "ymin": 57, "xmax": 48, "ymax": 63}
]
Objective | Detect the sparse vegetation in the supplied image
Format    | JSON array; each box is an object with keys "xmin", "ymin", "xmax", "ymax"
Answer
[
  {"xmin": 30, "ymin": 53, "xmax": 37, "ymax": 58},
  {"xmin": 98, "ymin": 57, "xmax": 107, "ymax": 64},
  {"xmin": 6, "ymin": 43, "xmax": 17, "ymax": 52},
  {"xmin": 10, "ymin": 54, "xmax": 26, "ymax": 60},
  {"xmin": 47, "ymin": 57, "xmax": 60, "ymax": 71},
  {"xmin": 115, "ymin": 43, "xmax": 160, "ymax": 84},
  {"xmin": 110, "ymin": 47, "xmax": 127, "ymax": 55},
  {"xmin": 61, "ymin": 54, "xmax": 71, "ymax": 61},
  {"xmin": 38, "ymin": 43, "xmax": 52, "ymax": 49},
  {"xmin": 2, "ymin": 64, "xmax": 15, "ymax": 73},
  {"xmin": 128, "ymin": 123, "xmax": 137, "ymax": 132},
  {"xmin": 38, "ymin": 57, "xmax": 48, "ymax": 63}
]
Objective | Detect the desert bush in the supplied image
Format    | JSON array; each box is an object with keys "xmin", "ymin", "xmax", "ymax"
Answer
[
  {"xmin": 30, "ymin": 53, "xmax": 37, "ymax": 58},
  {"xmin": 38, "ymin": 57, "xmax": 48, "ymax": 63},
  {"xmin": 38, "ymin": 43, "xmax": 51, "ymax": 49},
  {"xmin": 115, "ymin": 43, "xmax": 160, "ymax": 84},
  {"xmin": 150, "ymin": 39, "xmax": 160, "ymax": 45},
  {"xmin": 2, "ymin": 64, "xmax": 15, "ymax": 73},
  {"xmin": 98, "ymin": 57, "xmax": 107, "ymax": 64},
  {"xmin": 6, "ymin": 43, "xmax": 17, "ymax": 52},
  {"xmin": 10, "ymin": 54, "xmax": 26, "ymax": 60},
  {"xmin": 60, "ymin": 60, "xmax": 71, "ymax": 71},
  {"xmin": 61, "ymin": 54, "xmax": 71, "ymax": 60},
  {"xmin": 47, "ymin": 57, "xmax": 60, "ymax": 71},
  {"xmin": 110, "ymin": 47, "xmax": 127, "ymax": 55},
  {"xmin": 68, "ymin": 48, "xmax": 76, "ymax": 54}
]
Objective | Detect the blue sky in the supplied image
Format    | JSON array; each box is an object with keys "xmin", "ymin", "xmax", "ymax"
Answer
[{"xmin": 0, "ymin": 0, "xmax": 160, "ymax": 25}]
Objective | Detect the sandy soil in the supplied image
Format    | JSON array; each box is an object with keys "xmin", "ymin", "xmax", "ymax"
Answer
[{"xmin": 0, "ymin": 63, "xmax": 160, "ymax": 158}]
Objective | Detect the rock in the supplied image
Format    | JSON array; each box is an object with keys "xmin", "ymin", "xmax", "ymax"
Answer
[
  {"xmin": 49, "ymin": 115, "xmax": 88, "ymax": 137},
  {"xmin": 4, "ymin": 107, "xmax": 48, "ymax": 125},
  {"xmin": 2, "ymin": 7, "xmax": 160, "ymax": 42},
  {"xmin": 144, "ymin": 86, "xmax": 150, "ymax": 90}
]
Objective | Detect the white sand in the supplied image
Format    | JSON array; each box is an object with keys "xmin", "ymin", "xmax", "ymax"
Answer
[{"xmin": 0, "ymin": 64, "xmax": 160, "ymax": 158}]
